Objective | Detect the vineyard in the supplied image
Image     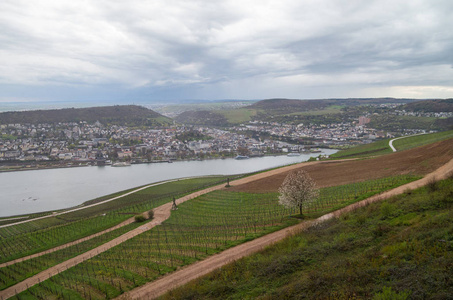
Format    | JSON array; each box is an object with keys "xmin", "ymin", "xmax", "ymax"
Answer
[
  {"xmin": 9, "ymin": 175, "xmax": 419, "ymax": 299},
  {"xmin": 0, "ymin": 221, "xmax": 144, "ymax": 290},
  {"xmin": 0, "ymin": 176, "xmax": 233, "ymax": 264}
]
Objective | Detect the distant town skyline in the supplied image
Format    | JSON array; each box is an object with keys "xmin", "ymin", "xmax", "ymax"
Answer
[{"xmin": 1, "ymin": 0, "xmax": 452, "ymax": 103}]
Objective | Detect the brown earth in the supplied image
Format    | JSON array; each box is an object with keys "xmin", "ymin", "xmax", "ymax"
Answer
[{"xmin": 229, "ymin": 138, "xmax": 453, "ymax": 193}]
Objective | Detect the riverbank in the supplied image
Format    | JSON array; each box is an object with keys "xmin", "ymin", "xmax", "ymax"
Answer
[{"xmin": 0, "ymin": 149, "xmax": 331, "ymax": 173}]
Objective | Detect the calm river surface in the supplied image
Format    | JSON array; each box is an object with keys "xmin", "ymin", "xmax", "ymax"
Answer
[{"xmin": 0, "ymin": 150, "xmax": 336, "ymax": 217}]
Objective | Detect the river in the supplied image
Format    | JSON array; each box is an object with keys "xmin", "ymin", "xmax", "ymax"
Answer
[{"xmin": 0, "ymin": 150, "xmax": 336, "ymax": 217}]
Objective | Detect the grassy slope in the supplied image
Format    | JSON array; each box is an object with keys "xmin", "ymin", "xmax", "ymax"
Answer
[
  {"xmin": 331, "ymin": 130, "xmax": 453, "ymax": 159},
  {"xmin": 162, "ymin": 178, "xmax": 453, "ymax": 300},
  {"xmin": 330, "ymin": 139, "xmax": 392, "ymax": 159},
  {"xmin": 393, "ymin": 130, "xmax": 453, "ymax": 151},
  {"xmin": 219, "ymin": 109, "xmax": 258, "ymax": 124}
]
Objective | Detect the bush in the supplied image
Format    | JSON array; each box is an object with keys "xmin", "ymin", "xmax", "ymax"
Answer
[
  {"xmin": 380, "ymin": 202, "xmax": 392, "ymax": 219},
  {"xmin": 148, "ymin": 210, "xmax": 154, "ymax": 220},
  {"xmin": 134, "ymin": 214, "xmax": 146, "ymax": 223},
  {"xmin": 426, "ymin": 177, "xmax": 438, "ymax": 192}
]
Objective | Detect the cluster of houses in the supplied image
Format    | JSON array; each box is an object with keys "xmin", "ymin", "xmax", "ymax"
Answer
[
  {"xmin": 0, "ymin": 113, "xmax": 432, "ymax": 165},
  {"xmin": 0, "ymin": 122, "xmax": 291, "ymax": 163}
]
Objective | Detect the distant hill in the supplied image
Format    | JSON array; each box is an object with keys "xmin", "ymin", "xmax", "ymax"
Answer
[
  {"xmin": 0, "ymin": 105, "xmax": 172, "ymax": 127},
  {"xmin": 247, "ymin": 98, "xmax": 331, "ymax": 112},
  {"xmin": 175, "ymin": 110, "xmax": 229, "ymax": 127},
  {"xmin": 248, "ymin": 98, "xmax": 418, "ymax": 109},
  {"xmin": 402, "ymin": 98, "xmax": 453, "ymax": 112},
  {"xmin": 175, "ymin": 98, "xmax": 422, "ymax": 126}
]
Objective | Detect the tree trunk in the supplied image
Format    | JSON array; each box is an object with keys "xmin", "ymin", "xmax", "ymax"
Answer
[{"xmin": 299, "ymin": 205, "xmax": 302, "ymax": 216}]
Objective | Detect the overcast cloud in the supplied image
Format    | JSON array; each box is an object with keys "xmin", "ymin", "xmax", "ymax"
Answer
[{"xmin": 1, "ymin": 0, "xmax": 452, "ymax": 102}]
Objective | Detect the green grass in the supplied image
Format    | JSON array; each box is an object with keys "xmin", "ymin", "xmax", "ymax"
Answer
[
  {"xmin": 331, "ymin": 130, "xmax": 453, "ymax": 159},
  {"xmin": 219, "ymin": 108, "xmax": 257, "ymax": 124},
  {"xmin": 161, "ymin": 177, "xmax": 453, "ymax": 300},
  {"xmin": 330, "ymin": 139, "xmax": 392, "ymax": 159},
  {"xmin": 393, "ymin": 130, "xmax": 453, "ymax": 151},
  {"xmin": 13, "ymin": 175, "xmax": 419, "ymax": 299}
]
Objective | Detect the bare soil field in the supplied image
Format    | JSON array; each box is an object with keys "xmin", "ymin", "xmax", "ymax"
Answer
[{"xmin": 229, "ymin": 138, "xmax": 453, "ymax": 193}]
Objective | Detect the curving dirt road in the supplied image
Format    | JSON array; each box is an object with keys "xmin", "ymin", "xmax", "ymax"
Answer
[
  {"xmin": 0, "ymin": 161, "xmax": 321, "ymax": 300},
  {"xmin": 118, "ymin": 157, "xmax": 453, "ymax": 300},
  {"xmin": 389, "ymin": 133, "xmax": 426, "ymax": 152}
]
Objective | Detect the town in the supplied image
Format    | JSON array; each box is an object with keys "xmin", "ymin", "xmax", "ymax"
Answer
[{"xmin": 0, "ymin": 112, "xmax": 434, "ymax": 169}]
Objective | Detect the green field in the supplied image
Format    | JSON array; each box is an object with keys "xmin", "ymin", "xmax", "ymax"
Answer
[
  {"xmin": 219, "ymin": 108, "xmax": 258, "ymax": 124},
  {"xmin": 393, "ymin": 130, "xmax": 453, "ymax": 151},
  {"xmin": 162, "ymin": 177, "xmax": 453, "ymax": 299},
  {"xmin": 330, "ymin": 139, "xmax": 392, "ymax": 159},
  {"xmin": 331, "ymin": 130, "xmax": 453, "ymax": 159},
  {"xmin": 12, "ymin": 175, "xmax": 419, "ymax": 299}
]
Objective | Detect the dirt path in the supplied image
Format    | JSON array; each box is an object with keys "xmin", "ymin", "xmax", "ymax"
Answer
[
  {"xmin": 119, "ymin": 158, "xmax": 453, "ymax": 300},
  {"xmin": 389, "ymin": 133, "xmax": 426, "ymax": 152},
  {"xmin": 0, "ymin": 161, "xmax": 321, "ymax": 300}
]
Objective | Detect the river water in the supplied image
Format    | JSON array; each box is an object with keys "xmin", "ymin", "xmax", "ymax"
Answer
[{"xmin": 0, "ymin": 150, "xmax": 336, "ymax": 217}]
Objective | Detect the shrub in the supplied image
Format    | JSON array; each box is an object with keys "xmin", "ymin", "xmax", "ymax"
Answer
[
  {"xmin": 426, "ymin": 177, "xmax": 438, "ymax": 192},
  {"xmin": 134, "ymin": 214, "xmax": 146, "ymax": 223},
  {"xmin": 148, "ymin": 210, "xmax": 154, "ymax": 220},
  {"xmin": 380, "ymin": 202, "xmax": 392, "ymax": 219}
]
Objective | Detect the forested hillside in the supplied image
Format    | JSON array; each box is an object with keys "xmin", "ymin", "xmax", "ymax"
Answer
[{"xmin": 0, "ymin": 105, "xmax": 171, "ymax": 127}]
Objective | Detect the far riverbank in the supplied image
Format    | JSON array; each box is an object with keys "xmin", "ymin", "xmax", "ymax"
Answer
[{"xmin": 0, "ymin": 150, "xmax": 330, "ymax": 173}]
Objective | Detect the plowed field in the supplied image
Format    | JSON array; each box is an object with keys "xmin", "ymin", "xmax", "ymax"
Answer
[{"xmin": 228, "ymin": 138, "xmax": 453, "ymax": 193}]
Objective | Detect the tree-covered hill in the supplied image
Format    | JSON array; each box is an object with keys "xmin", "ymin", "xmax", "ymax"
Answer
[
  {"xmin": 247, "ymin": 98, "xmax": 331, "ymax": 113},
  {"xmin": 401, "ymin": 98, "xmax": 453, "ymax": 112},
  {"xmin": 0, "ymin": 105, "xmax": 172, "ymax": 127}
]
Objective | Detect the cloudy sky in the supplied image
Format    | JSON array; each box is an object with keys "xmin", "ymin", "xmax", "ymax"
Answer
[{"xmin": 1, "ymin": 0, "xmax": 452, "ymax": 103}]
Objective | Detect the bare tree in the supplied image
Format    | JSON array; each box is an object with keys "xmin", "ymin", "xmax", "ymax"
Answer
[{"xmin": 278, "ymin": 170, "xmax": 319, "ymax": 216}]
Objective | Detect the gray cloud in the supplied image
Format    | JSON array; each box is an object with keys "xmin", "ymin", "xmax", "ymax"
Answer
[{"xmin": 1, "ymin": 0, "xmax": 452, "ymax": 102}]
